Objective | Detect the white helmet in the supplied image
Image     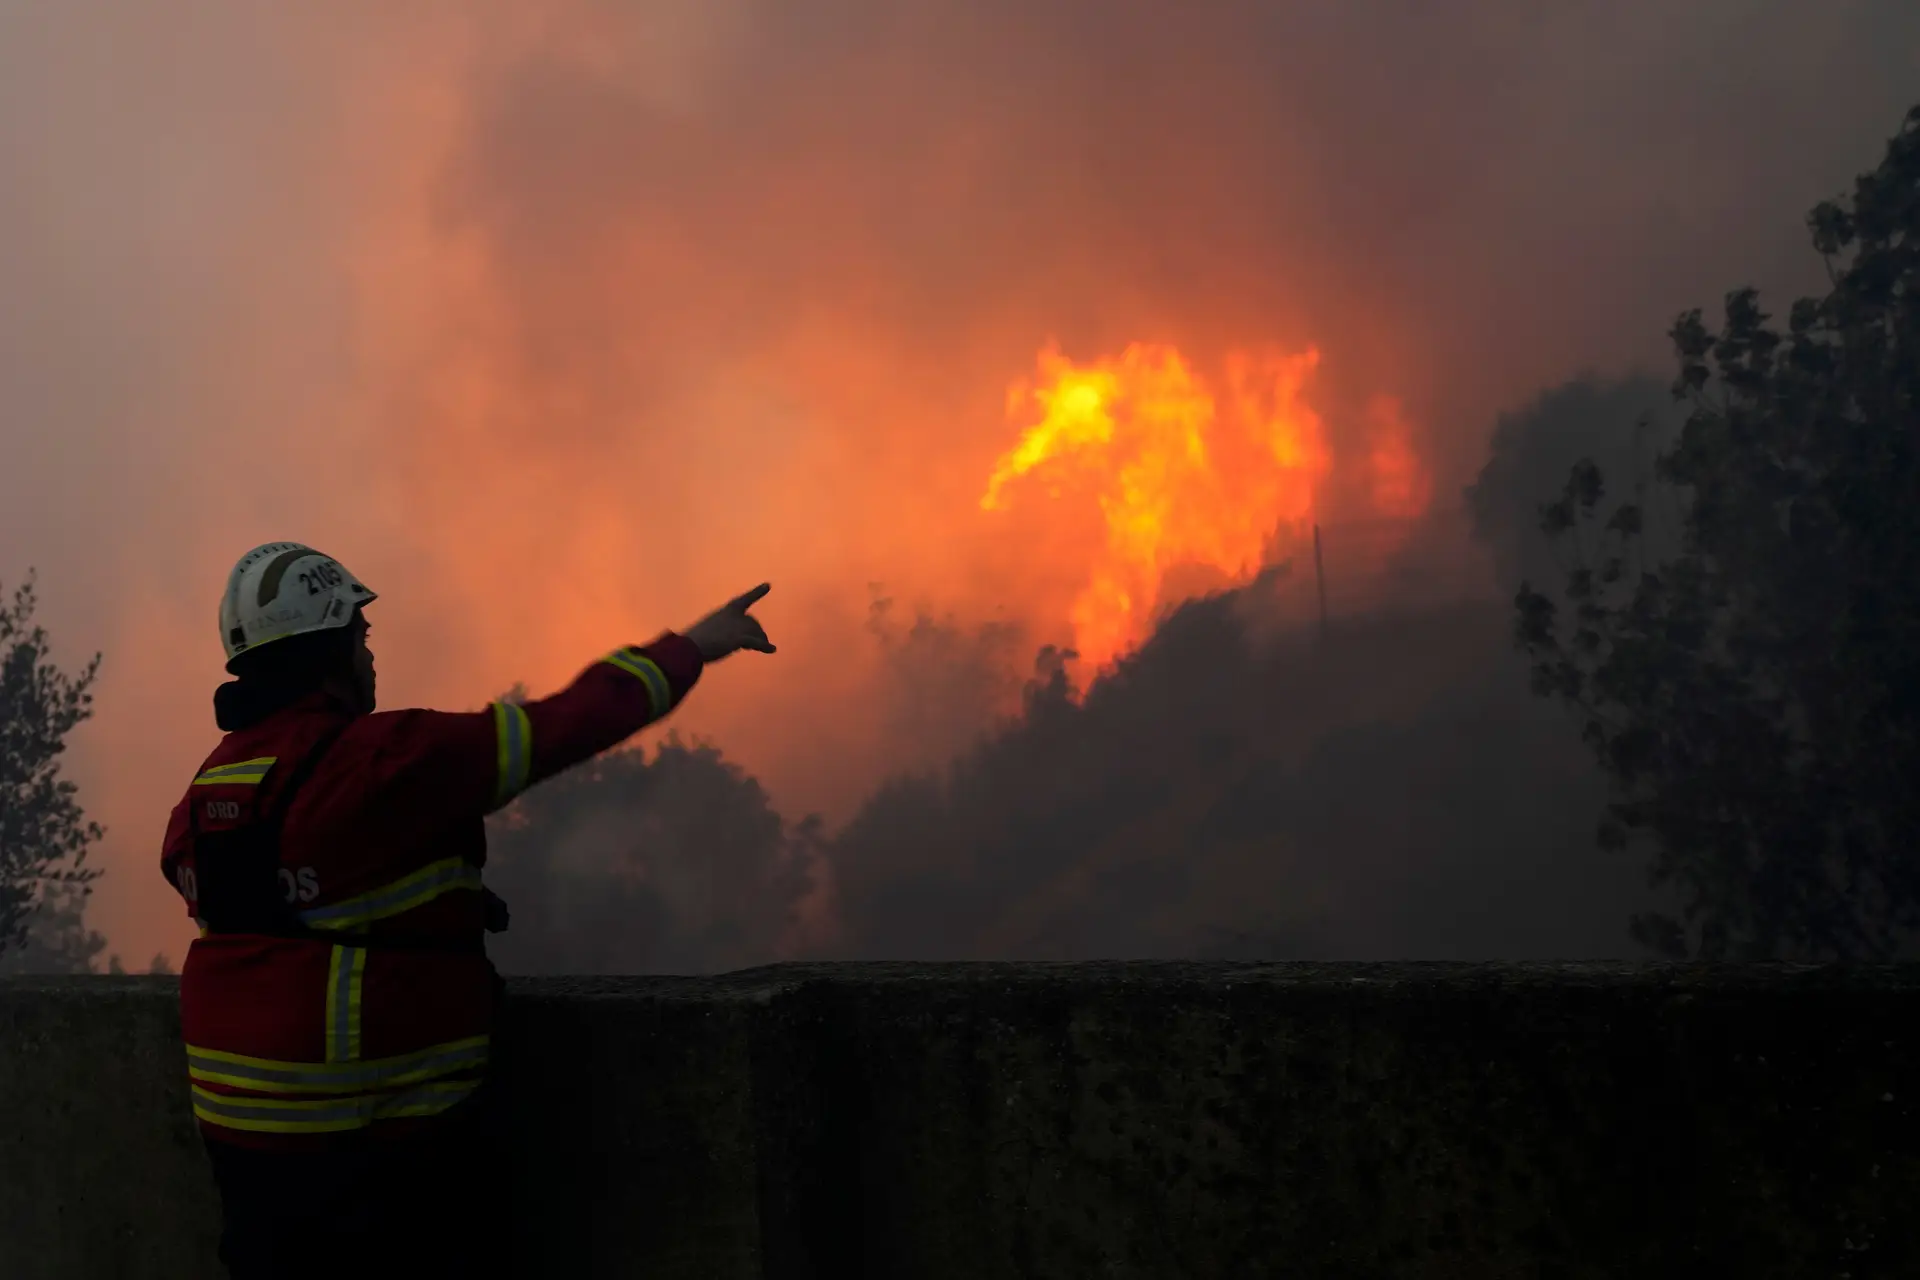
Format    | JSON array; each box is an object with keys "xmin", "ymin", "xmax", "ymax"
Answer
[{"xmin": 219, "ymin": 542, "xmax": 377, "ymax": 668}]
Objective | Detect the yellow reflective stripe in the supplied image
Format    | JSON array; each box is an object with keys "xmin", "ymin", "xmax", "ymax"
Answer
[
  {"xmin": 191, "ymin": 756, "xmax": 279, "ymax": 786},
  {"xmin": 492, "ymin": 700, "xmax": 533, "ymax": 805},
  {"xmin": 190, "ymin": 1079, "xmax": 480, "ymax": 1135},
  {"xmin": 324, "ymin": 946, "xmax": 366, "ymax": 1064},
  {"xmin": 297, "ymin": 857, "xmax": 482, "ymax": 930},
  {"xmin": 602, "ymin": 647, "xmax": 671, "ymax": 718},
  {"xmin": 186, "ymin": 1035, "xmax": 490, "ymax": 1096}
]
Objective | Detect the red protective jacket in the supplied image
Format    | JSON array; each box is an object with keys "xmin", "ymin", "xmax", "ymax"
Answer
[{"xmin": 160, "ymin": 634, "xmax": 703, "ymax": 1150}]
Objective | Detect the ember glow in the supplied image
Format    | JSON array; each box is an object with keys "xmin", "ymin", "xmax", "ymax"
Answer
[{"xmin": 981, "ymin": 342, "xmax": 1427, "ymax": 670}]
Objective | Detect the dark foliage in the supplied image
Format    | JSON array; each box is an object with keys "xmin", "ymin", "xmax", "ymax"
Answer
[
  {"xmin": 0, "ymin": 572, "xmax": 104, "ymax": 958},
  {"xmin": 484, "ymin": 735, "xmax": 819, "ymax": 974},
  {"xmin": 1517, "ymin": 106, "xmax": 1920, "ymax": 958}
]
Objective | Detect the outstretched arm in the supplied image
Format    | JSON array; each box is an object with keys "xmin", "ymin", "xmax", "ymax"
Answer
[
  {"xmin": 506, "ymin": 630, "xmax": 706, "ymax": 800},
  {"xmin": 363, "ymin": 584, "xmax": 776, "ymax": 821},
  {"xmin": 504, "ymin": 582, "xmax": 776, "ymax": 801}
]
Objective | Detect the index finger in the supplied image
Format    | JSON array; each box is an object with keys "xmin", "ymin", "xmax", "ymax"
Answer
[{"xmin": 730, "ymin": 582, "xmax": 772, "ymax": 611}]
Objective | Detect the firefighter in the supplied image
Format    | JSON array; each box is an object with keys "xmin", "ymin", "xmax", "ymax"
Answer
[{"xmin": 160, "ymin": 541, "xmax": 774, "ymax": 1278}]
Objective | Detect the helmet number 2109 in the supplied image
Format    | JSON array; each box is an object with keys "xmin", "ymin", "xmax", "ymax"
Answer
[{"xmin": 298, "ymin": 561, "xmax": 345, "ymax": 595}]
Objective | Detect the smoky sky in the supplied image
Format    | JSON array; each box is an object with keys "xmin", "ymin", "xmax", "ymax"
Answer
[{"xmin": 1, "ymin": 0, "xmax": 1915, "ymax": 964}]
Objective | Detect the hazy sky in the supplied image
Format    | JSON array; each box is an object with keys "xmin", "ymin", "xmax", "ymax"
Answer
[{"xmin": 2, "ymin": 0, "xmax": 1915, "ymax": 964}]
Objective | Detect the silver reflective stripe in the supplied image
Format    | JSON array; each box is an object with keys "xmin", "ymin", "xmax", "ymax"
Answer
[
  {"xmin": 186, "ymin": 1039, "xmax": 489, "ymax": 1094},
  {"xmin": 191, "ymin": 1079, "xmax": 480, "ymax": 1134},
  {"xmin": 325, "ymin": 946, "xmax": 365, "ymax": 1064},
  {"xmin": 192, "ymin": 756, "xmax": 278, "ymax": 786},
  {"xmin": 194, "ymin": 1090, "xmax": 368, "ymax": 1131},
  {"xmin": 298, "ymin": 859, "xmax": 481, "ymax": 929},
  {"xmin": 493, "ymin": 700, "xmax": 532, "ymax": 804},
  {"xmin": 196, "ymin": 757, "xmax": 275, "ymax": 777},
  {"xmin": 634, "ymin": 658, "xmax": 669, "ymax": 717},
  {"xmin": 605, "ymin": 648, "xmax": 671, "ymax": 717}
]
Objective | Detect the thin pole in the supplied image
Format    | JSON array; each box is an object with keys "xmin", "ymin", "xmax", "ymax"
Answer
[{"xmin": 1313, "ymin": 523, "xmax": 1328, "ymax": 642}]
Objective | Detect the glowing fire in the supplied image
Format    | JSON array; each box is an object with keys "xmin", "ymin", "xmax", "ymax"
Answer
[{"xmin": 981, "ymin": 342, "xmax": 1337, "ymax": 669}]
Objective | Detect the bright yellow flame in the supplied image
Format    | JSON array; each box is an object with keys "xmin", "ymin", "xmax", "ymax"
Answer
[{"xmin": 981, "ymin": 342, "xmax": 1336, "ymax": 670}]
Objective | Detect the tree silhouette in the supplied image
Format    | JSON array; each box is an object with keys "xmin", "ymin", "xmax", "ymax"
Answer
[
  {"xmin": 1517, "ymin": 105, "xmax": 1920, "ymax": 959},
  {"xmin": 483, "ymin": 735, "xmax": 818, "ymax": 974},
  {"xmin": 0, "ymin": 572, "xmax": 104, "ymax": 958},
  {"xmin": 0, "ymin": 881, "xmax": 107, "ymax": 975}
]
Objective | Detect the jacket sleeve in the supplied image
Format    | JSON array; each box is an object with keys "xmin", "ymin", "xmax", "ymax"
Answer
[
  {"xmin": 159, "ymin": 796, "xmax": 193, "ymax": 910},
  {"xmin": 517, "ymin": 631, "xmax": 706, "ymax": 794},
  {"xmin": 363, "ymin": 631, "xmax": 706, "ymax": 824}
]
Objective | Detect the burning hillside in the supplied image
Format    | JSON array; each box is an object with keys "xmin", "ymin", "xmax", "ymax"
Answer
[{"xmin": 981, "ymin": 343, "xmax": 1431, "ymax": 669}]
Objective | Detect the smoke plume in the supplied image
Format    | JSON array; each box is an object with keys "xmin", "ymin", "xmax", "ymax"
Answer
[{"xmin": 2, "ymin": 1, "xmax": 1914, "ymax": 963}]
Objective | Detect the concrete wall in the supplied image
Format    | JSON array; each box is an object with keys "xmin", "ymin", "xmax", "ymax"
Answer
[{"xmin": 3, "ymin": 962, "xmax": 1917, "ymax": 1278}]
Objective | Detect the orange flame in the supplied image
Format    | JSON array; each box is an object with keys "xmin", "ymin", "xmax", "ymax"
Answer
[{"xmin": 981, "ymin": 342, "xmax": 1334, "ymax": 670}]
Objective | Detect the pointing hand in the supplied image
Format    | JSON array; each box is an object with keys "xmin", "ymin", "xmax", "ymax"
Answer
[{"xmin": 684, "ymin": 583, "xmax": 776, "ymax": 662}]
